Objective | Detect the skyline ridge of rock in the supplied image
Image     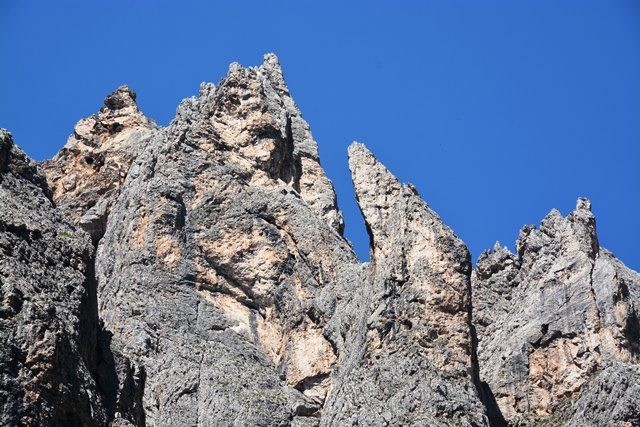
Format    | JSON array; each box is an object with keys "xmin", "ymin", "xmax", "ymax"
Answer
[{"xmin": 1, "ymin": 54, "xmax": 638, "ymax": 426}]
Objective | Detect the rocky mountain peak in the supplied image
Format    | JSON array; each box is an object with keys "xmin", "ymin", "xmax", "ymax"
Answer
[
  {"xmin": 263, "ymin": 52, "xmax": 283, "ymax": 71},
  {"xmin": 516, "ymin": 197, "xmax": 599, "ymax": 266},
  {"xmin": 0, "ymin": 129, "xmax": 51, "ymax": 196},
  {"xmin": 475, "ymin": 197, "xmax": 639, "ymax": 425},
  {"xmin": 170, "ymin": 53, "xmax": 345, "ymax": 234},
  {"xmin": 1, "ymin": 56, "xmax": 638, "ymax": 427},
  {"xmin": 43, "ymin": 85, "xmax": 158, "ymax": 243},
  {"xmin": 102, "ymin": 84, "xmax": 138, "ymax": 112}
]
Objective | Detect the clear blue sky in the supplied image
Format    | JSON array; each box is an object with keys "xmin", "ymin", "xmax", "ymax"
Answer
[{"xmin": 1, "ymin": 1, "xmax": 639, "ymax": 270}]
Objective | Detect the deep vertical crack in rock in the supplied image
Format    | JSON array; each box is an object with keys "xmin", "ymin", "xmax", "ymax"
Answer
[{"xmin": 587, "ymin": 256, "xmax": 603, "ymax": 333}]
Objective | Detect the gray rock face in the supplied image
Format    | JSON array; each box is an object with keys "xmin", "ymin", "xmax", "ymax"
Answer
[
  {"xmin": 472, "ymin": 242, "xmax": 520, "ymax": 339},
  {"xmin": 566, "ymin": 363, "xmax": 640, "ymax": 427},
  {"xmin": 0, "ymin": 129, "xmax": 107, "ymax": 425},
  {"xmin": 2, "ymin": 54, "xmax": 639, "ymax": 427},
  {"xmin": 92, "ymin": 55, "xmax": 358, "ymax": 426},
  {"xmin": 43, "ymin": 85, "xmax": 158, "ymax": 243},
  {"xmin": 320, "ymin": 143, "xmax": 488, "ymax": 427},
  {"xmin": 473, "ymin": 198, "xmax": 640, "ymax": 426}
]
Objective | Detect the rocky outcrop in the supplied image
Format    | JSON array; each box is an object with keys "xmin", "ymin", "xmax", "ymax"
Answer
[
  {"xmin": 91, "ymin": 55, "xmax": 357, "ymax": 426},
  {"xmin": 1, "ymin": 54, "xmax": 638, "ymax": 426},
  {"xmin": 321, "ymin": 143, "xmax": 488, "ymax": 426},
  {"xmin": 43, "ymin": 85, "xmax": 158, "ymax": 243},
  {"xmin": 0, "ymin": 130, "xmax": 107, "ymax": 425},
  {"xmin": 566, "ymin": 363, "xmax": 640, "ymax": 426},
  {"xmin": 474, "ymin": 198, "xmax": 640, "ymax": 426}
]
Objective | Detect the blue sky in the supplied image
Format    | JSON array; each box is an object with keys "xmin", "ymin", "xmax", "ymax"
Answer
[{"xmin": 1, "ymin": 1, "xmax": 639, "ymax": 270}]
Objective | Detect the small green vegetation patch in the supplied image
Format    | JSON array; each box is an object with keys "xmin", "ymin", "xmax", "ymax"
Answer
[{"xmin": 58, "ymin": 230, "xmax": 80, "ymax": 240}]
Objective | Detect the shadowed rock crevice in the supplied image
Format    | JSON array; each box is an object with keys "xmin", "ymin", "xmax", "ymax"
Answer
[{"xmin": 95, "ymin": 327, "xmax": 146, "ymax": 426}]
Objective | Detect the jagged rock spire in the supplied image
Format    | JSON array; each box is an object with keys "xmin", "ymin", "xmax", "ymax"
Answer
[
  {"xmin": 474, "ymin": 197, "xmax": 640, "ymax": 425},
  {"xmin": 43, "ymin": 86, "xmax": 157, "ymax": 243},
  {"xmin": 348, "ymin": 141, "xmax": 403, "ymax": 258},
  {"xmin": 102, "ymin": 84, "xmax": 138, "ymax": 111},
  {"xmin": 323, "ymin": 142, "xmax": 488, "ymax": 426}
]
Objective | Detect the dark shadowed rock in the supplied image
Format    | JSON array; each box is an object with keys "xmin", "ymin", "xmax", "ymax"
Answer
[{"xmin": 0, "ymin": 129, "xmax": 108, "ymax": 425}]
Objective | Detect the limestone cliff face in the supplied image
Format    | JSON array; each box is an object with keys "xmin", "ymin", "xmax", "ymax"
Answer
[
  {"xmin": 1, "ymin": 55, "xmax": 638, "ymax": 426},
  {"xmin": 474, "ymin": 199, "xmax": 640, "ymax": 426}
]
